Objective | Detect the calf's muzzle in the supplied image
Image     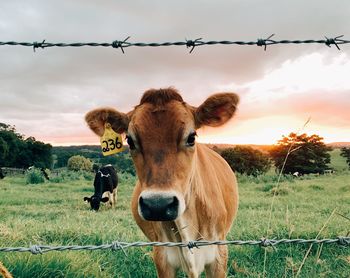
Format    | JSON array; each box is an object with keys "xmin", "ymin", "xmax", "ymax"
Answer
[{"xmin": 139, "ymin": 193, "xmax": 180, "ymax": 221}]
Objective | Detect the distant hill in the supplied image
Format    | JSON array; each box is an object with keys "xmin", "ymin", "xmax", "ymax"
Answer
[
  {"xmin": 53, "ymin": 145, "xmax": 100, "ymax": 152},
  {"xmin": 205, "ymin": 144, "xmax": 273, "ymax": 153},
  {"xmin": 206, "ymin": 142, "xmax": 350, "ymax": 151},
  {"xmin": 327, "ymin": 142, "xmax": 350, "ymax": 148}
]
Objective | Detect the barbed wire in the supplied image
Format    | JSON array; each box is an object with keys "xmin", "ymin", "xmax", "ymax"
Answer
[
  {"xmin": 0, "ymin": 237, "xmax": 349, "ymax": 255},
  {"xmin": 0, "ymin": 35, "xmax": 349, "ymax": 53}
]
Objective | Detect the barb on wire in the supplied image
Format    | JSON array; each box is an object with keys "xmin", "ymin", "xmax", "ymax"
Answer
[
  {"xmin": 33, "ymin": 39, "xmax": 46, "ymax": 52},
  {"xmin": 260, "ymin": 238, "xmax": 273, "ymax": 247},
  {"xmin": 112, "ymin": 36, "xmax": 130, "ymax": 54},
  {"xmin": 187, "ymin": 241, "xmax": 199, "ymax": 253},
  {"xmin": 0, "ymin": 237, "xmax": 348, "ymax": 255},
  {"xmin": 324, "ymin": 35, "xmax": 344, "ymax": 50},
  {"xmin": 29, "ymin": 245, "xmax": 43, "ymax": 255},
  {"xmin": 337, "ymin": 236, "xmax": 350, "ymax": 246},
  {"xmin": 111, "ymin": 241, "xmax": 127, "ymax": 256},
  {"xmin": 186, "ymin": 38, "xmax": 203, "ymax": 53},
  {"xmin": 256, "ymin": 34, "xmax": 276, "ymax": 51}
]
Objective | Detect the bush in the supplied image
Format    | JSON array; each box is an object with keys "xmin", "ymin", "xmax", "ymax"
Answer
[
  {"xmin": 25, "ymin": 168, "xmax": 45, "ymax": 184},
  {"xmin": 261, "ymin": 183, "xmax": 275, "ymax": 192},
  {"xmin": 269, "ymin": 186, "xmax": 290, "ymax": 196},
  {"xmin": 221, "ymin": 146, "xmax": 272, "ymax": 176},
  {"xmin": 67, "ymin": 155, "xmax": 93, "ymax": 171}
]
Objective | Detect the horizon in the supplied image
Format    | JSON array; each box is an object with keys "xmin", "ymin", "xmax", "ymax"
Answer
[{"xmin": 43, "ymin": 139, "xmax": 350, "ymax": 148}]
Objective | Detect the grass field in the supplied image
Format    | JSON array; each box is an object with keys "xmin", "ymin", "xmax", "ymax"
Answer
[{"xmin": 0, "ymin": 150, "xmax": 349, "ymax": 277}]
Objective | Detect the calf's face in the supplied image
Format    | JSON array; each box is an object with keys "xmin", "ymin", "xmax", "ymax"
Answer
[
  {"xmin": 85, "ymin": 89, "xmax": 238, "ymax": 220},
  {"xmin": 129, "ymin": 101, "xmax": 196, "ymax": 221}
]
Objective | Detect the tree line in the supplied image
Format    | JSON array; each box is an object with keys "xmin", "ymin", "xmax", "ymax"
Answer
[
  {"xmin": 0, "ymin": 123, "xmax": 135, "ymax": 175},
  {"xmin": 219, "ymin": 133, "xmax": 336, "ymax": 176},
  {"xmin": 55, "ymin": 133, "xmax": 348, "ymax": 176}
]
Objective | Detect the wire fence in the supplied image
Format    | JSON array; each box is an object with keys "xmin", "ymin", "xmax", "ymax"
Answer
[
  {"xmin": 1, "ymin": 237, "xmax": 349, "ymax": 255},
  {"xmin": 0, "ymin": 35, "xmax": 349, "ymax": 53}
]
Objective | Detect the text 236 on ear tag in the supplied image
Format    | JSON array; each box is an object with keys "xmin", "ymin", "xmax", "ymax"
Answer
[{"xmin": 100, "ymin": 123, "xmax": 124, "ymax": 156}]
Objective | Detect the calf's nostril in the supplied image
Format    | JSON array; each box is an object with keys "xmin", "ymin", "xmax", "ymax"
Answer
[{"xmin": 172, "ymin": 196, "xmax": 178, "ymax": 207}]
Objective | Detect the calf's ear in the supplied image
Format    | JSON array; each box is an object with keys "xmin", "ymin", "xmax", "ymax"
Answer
[
  {"xmin": 194, "ymin": 93, "xmax": 239, "ymax": 128},
  {"xmin": 84, "ymin": 197, "xmax": 91, "ymax": 203},
  {"xmin": 85, "ymin": 107, "xmax": 130, "ymax": 136},
  {"xmin": 101, "ymin": 197, "xmax": 109, "ymax": 203}
]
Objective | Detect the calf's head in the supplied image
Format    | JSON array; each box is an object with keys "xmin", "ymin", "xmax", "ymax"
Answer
[{"xmin": 85, "ymin": 88, "xmax": 238, "ymax": 220}]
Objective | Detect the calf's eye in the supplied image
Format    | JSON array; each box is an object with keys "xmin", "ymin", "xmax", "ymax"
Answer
[
  {"xmin": 126, "ymin": 135, "xmax": 136, "ymax": 150},
  {"xmin": 186, "ymin": 132, "xmax": 196, "ymax": 147}
]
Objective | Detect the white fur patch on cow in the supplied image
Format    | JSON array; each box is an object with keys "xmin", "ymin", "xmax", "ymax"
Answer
[{"xmin": 166, "ymin": 245, "xmax": 217, "ymax": 272}]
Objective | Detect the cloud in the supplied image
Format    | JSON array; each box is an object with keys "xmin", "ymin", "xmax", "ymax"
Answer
[
  {"xmin": 221, "ymin": 52, "xmax": 350, "ymax": 98},
  {"xmin": 218, "ymin": 52, "xmax": 350, "ymax": 127}
]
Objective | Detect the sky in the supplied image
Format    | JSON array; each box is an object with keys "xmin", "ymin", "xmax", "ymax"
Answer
[{"xmin": 0, "ymin": 0, "xmax": 349, "ymax": 146}]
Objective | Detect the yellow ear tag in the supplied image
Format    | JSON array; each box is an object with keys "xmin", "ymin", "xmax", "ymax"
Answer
[{"xmin": 100, "ymin": 123, "xmax": 124, "ymax": 156}]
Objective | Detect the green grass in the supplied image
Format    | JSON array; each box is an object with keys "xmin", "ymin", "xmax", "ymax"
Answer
[
  {"xmin": 329, "ymin": 149, "xmax": 349, "ymax": 172},
  {"xmin": 0, "ymin": 152, "xmax": 349, "ymax": 277}
]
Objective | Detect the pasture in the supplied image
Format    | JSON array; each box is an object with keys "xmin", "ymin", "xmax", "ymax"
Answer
[{"xmin": 0, "ymin": 150, "xmax": 349, "ymax": 277}]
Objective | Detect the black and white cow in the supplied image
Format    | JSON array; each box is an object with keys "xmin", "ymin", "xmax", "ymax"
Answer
[{"xmin": 84, "ymin": 164, "xmax": 118, "ymax": 211}]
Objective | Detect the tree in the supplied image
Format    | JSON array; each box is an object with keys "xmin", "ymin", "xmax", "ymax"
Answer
[
  {"xmin": 67, "ymin": 155, "xmax": 93, "ymax": 171},
  {"xmin": 0, "ymin": 137, "xmax": 9, "ymax": 166},
  {"xmin": 340, "ymin": 147, "xmax": 350, "ymax": 168},
  {"xmin": 15, "ymin": 137, "xmax": 52, "ymax": 168},
  {"xmin": 0, "ymin": 123, "xmax": 52, "ymax": 168},
  {"xmin": 0, "ymin": 123, "xmax": 21, "ymax": 166},
  {"xmin": 269, "ymin": 133, "xmax": 331, "ymax": 174},
  {"xmin": 220, "ymin": 146, "xmax": 272, "ymax": 176},
  {"xmin": 54, "ymin": 150, "xmax": 73, "ymax": 168}
]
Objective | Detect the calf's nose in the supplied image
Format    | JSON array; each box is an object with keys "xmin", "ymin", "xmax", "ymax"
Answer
[{"xmin": 139, "ymin": 194, "xmax": 179, "ymax": 221}]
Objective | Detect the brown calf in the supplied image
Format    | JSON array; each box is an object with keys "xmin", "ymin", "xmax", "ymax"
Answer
[{"xmin": 85, "ymin": 88, "xmax": 239, "ymax": 277}]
